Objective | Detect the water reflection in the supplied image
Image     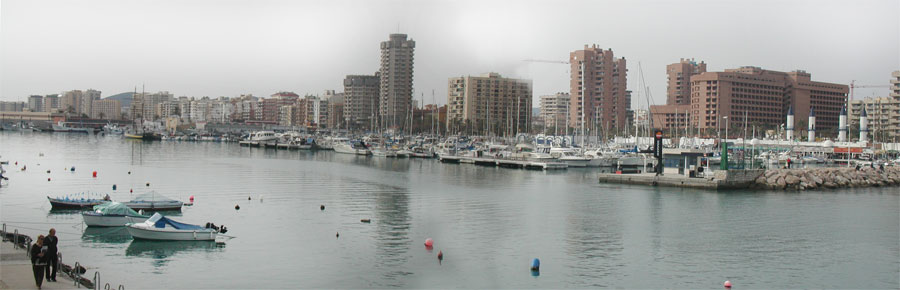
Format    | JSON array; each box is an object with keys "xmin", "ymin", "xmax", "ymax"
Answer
[
  {"xmin": 82, "ymin": 227, "xmax": 132, "ymax": 244},
  {"xmin": 373, "ymin": 184, "xmax": 412, "ymax": 287},
  {"xmin": 126, "ymin": 240, "xmax": 224, "ymax": 269}
]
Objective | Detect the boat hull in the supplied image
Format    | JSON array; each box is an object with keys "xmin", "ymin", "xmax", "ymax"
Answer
[
  {"xmin": 48, "ymin": 197, "xmax": 105, "ymax": 209},
  {"xmin": 83, "ymin": 213, "xmax": 148, "ymax": 227},
  {"xmin": 123, "ymin": 201, "xmax": 183, "ymax": 211},
  {"xmin": 126, "ymin": 225, "xmax": 217, "ymax": 241}
]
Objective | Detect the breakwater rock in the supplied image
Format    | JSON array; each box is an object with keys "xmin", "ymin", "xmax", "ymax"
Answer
[{"xmin": 752, "ymin": 166, "xmax": 900, "ymax": 190}]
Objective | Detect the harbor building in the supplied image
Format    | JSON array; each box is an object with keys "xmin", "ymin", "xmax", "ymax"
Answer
[
  {"xmin": 687, "ymin": 67, "xmax": 847, "ymax": 138},
  {"xmin": 326, "ymin": 90, "xmax": 345, "ymax": 129},
  {"xmin": 569, "ymin": 45, "xmax": 628, "ymax": 132},
  {"xmin": 343, "ymin": 73, "xmax": 381, "ymax": 130},
  {"xmin": 91, "ymin": 99, "xmax": 122, "ymax": 120},
  {"xmin": 446, "ymin": 73, "xmax": 532, "ymax": 136},
  {"xmin": 891, "ymin": 70, "xmax": 900, "ymax": 100},
  {"xmin": 539, "ymin": 92, "xmax": 570, "ymax": 130},
  {"xmin": 0, "ymin": 101, "xmax": 25, "ymax": 112},
  {"xmin": 667, "ymin": 58, "xmax": 707, "ymax": 105},
  {"xmin": 61, "ymin": 89, "xmax": 101, "ymax": 116},
  {"xmin": 43, "ymin": 94, "xmax": 60, "ymax": 113},
  {"xmin": 850, "ymin": 97, "xmax": 900, "ymax": 142},
  {"xmin": 379, "ymin": 33, "xmax": 415, "ymax": 129},
  {"xmin": 27, "ymin": 95, "xmax": 43, "ymax": 112},
  {"xmin": 131, "ymin": 91, "xmax": 174, "ymax": 121},
  {"xmin": 650, "ymin": 59, "xmax": 706, "ymax": 130},
  {"xmin": 262, "ymin": 92, "xmax": 299, "ymax": 123}
]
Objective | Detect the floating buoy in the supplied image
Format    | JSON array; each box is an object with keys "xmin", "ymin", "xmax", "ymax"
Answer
[
  {"xmin": 70, "ymin": 166, "xmax": 75, "ymax": 172},
  {"xmin": 248, "ymin": 196, "xmax": 251, "ymax": 200},
  {"xmin": 724, "ymin": 281, "xmax": 732, "ymax": 288},
  {"xmin": 92, "ymin": 171, "xmax": 97, "ymax": 178},
  {"xmin": 48, "ymin": 177, "xmax": 51, "ymax": 182},
  {"xmin": 437, "ymin": 251, "xmax": 443, "ymax": 261},
  {"xmin": 424, "ymin": 238, "xmax": 434, "ymax": 247},
  {"xmin": 531, "ymin": 258, "xmax": 540, "ymax": 271},
  {"xmin": 189, "ymin": 195, "xmax": 194, "ymax": 202},
  {"xmin": 235, "ymin": 204, "xmax": 240, "ymax": 210},
  {"xmin": 46, "ymin": 170, "xmax": 51, "ymax": 174},
  {"xmin": 360, "ymin": 219, "xmax": 371, "ymax": 223},
  {"xmin": 130, "ymin": 188, "xmax": 133, "ymax": 193},
  {"xmin": 112, "ymin": 184, "xmax": 117, "ymax": 190},
  {"xmin": 128, "ymin": 171, "xmax": 131, "ymax": 175},
  {"xmin": 320, "ymin": 205, "xmax": 325, "ymax": 211},
  {"xmin": 146, "ymin": 182, "xmax": 150, "ymax": 187},
  {"xmin": 336, "ymin": 232, "xmax": 340, "ymax": 238},
  {"xmin": 14, "ymin": 162, "xmax": 17, "ymax": 165}
]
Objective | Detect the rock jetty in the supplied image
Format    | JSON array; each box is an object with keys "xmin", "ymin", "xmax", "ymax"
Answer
[{"xmin": 752, "ymin": 166, "xmax": 900, "ymax": 190}]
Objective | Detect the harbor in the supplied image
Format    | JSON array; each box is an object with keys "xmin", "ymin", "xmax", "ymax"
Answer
[{"xmin": 1, "ymin": 132, "xmax": 898, "ymax": 288}]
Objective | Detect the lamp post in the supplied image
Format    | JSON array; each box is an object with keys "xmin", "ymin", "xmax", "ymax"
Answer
[{"xmin": 723, "ymin": 116, "xmax": 729, "ymax": 143}]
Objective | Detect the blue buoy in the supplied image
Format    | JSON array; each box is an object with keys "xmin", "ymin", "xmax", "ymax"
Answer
[
  {"xmin": 112, "ymin": 184, "xmax": 117, "ymax": 190},
  {"xmin": 70, "ymin": 166, "xmax": 75, "ymax": 172},
  {"xmin": 531, "ymin": 258, "xmax": 540, "ymax": 271}
]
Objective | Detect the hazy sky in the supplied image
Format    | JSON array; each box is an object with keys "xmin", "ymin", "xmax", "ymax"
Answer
[{"xmin": 2, "ymin": 0, "xmax": 898, "ymax": 107}]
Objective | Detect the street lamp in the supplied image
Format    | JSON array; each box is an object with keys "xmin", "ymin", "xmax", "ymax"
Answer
[{"xmin": 723, "ymin": 116, "xmax": 729, "ymax": 143}]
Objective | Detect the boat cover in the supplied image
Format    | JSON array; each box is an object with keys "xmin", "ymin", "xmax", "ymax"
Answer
[
  {"xmin": 128, "ymin": 191, "xmax": 180, "ymax": 203},
  {"xmin": 146, "ymin": 213, "xmax": 205, "ymax": 230},
  {"xmin": 93, "ymin": 202, "xmax": 143, "ymax": 216}
]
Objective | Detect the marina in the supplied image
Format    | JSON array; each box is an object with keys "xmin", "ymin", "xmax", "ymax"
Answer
[{"xmin": 1, "ymin": 132, "xmax": 898, "ymax": 288}]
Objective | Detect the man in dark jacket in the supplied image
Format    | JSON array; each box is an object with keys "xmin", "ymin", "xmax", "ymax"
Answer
[{"xmin": 43, "ymin": 228, "xmax": 59, "ymax": 282}]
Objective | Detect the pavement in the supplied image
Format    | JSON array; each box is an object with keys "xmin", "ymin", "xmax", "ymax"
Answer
[{"xmin": 1, "ymin": 241, "xmax": 78, "ymax": 290}]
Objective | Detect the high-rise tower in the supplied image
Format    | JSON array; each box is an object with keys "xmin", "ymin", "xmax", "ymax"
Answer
[{"xmin": 379, "ymin": 34, "xmax": 415, "ymax": 129}]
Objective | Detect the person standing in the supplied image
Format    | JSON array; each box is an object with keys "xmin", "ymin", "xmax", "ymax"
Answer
[
  {"xmin": 43, "ymin": 228, "xmax": 59, "ymax": 282},
  {"xmin": 30, "ymin": 235, "xmax": 48, "ymax": 289},
  {"xmin": 787, "ymin": 158, "xmax": 793, "ymax": 169}
]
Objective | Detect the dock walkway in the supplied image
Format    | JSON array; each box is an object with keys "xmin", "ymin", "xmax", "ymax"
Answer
[
  {"xmin": 438, "ymin": 155, "xmax": 567, "ymax": 170},
  {"xmin": 1, "ymin": 241, "xmax": 78, "ymax": 289},
  {"xmin": 598, "ymin": 169, "xmax": 764, "ymax": 190}
]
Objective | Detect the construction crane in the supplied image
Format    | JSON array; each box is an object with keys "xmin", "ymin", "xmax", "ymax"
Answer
[
  {"xmin": 522, "ymin": 59, "xmax": 569, "ymax": 64},
  {"xmin": 850, "ymin": 80, "xmax": 890, "ymax": 101}
]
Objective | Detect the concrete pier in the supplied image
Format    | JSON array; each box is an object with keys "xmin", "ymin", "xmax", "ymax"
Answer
[
  {"xmin": 438, "ymin": 155, "xmax": 567, "ymax": 170},
  {"xmin": 598, "ymin": 169, "xmax": 764, "ymax": 190}
]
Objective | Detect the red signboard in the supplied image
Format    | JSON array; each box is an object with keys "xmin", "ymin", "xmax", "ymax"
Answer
[{"xmin": 833, "ymin": 147, "xmax": 863, "ymax": 153}]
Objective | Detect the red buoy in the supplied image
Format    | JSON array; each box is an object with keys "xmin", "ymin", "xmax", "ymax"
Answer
[
  {"xmin": 437, "ymin": 251, "xmax": 443, "ymax": 261},
  {"xmin": 724, "ymin": 280, "xmax": 732, "ymax": 288},
  {"xmin": 130, "ymin": 188, "xmax": 133, "ymax": 193},
  {"xmin": 48, "ymin": 177, "xmax": 51, "ymax": 182},
  {"xmin": 189, "ymin": 195, "xmax": 195, "ymax": 202},
  {"xmin": 424, "ymin": 238, "xmax": 434, "ymax": 247},
  {"xmin": 92, "ymin": 171, "xmax": 97, "ymax": 178}
]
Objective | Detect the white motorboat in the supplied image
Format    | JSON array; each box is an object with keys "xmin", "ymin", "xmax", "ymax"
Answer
[
  {"xmin": 549, "ymin": 148, "xmax": 591, "ymax": 167},
  {"xmin": 82, "ymin": 202, "xmax": 149, "ymax": 227},
  {"xmin": 371, "ymin": 147, "xmax": 398, "ymax": 157},
  {"xmin": 249, "ymin": 131, "xmax": 279, "ymax": 142},
  {"xmin": 334, "ymin": 141, "xmax": 370, "ymax": 155},
  {"xmin": 583, "ymin": 149, "xmax": 619, "ymax": 167},
  {"xmin": 123, "ymin": 191, "xmax": 184, "ymax": 211},
  {"xmin": 126, "ymin": 213, "xmax": 221, "ymax": 241}
]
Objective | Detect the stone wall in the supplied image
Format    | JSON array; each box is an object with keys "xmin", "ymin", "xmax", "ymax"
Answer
[{"xmin": 752, "ymin": 166, "xmax": 900, "ymax": 190}]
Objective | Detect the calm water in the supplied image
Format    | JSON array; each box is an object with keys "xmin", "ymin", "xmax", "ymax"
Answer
[{"xmin": 1, "ymin": 132, "xmax": 898, "ymax": 289}]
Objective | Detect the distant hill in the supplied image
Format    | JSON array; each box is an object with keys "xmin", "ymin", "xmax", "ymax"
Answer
[{"xmin": 104, "ymin": 92, "xmax": 133, "ymax": 107}]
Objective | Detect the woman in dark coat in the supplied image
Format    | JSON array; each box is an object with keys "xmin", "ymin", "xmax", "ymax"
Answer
[{"xmin": 30, "ymin": 234, "xmax": 48, "ymax": 289}]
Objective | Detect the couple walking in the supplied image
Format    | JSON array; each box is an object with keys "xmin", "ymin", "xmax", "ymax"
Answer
[{"xmin": 29, "ymin": 228, "xmax": 59, "ymax": 289}]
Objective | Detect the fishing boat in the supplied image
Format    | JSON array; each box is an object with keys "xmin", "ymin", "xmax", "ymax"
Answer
[
  {"xmin": 52, "ymin": 121, "xmax": 92, "ymax": 133},
  {"xmin": 126, "ymin": 213, "xmax": 223, "ymax": 241},
  {"xmin": 82, "ymin": 202, "xmax": 150, "ymax": 227},
  {"xmin": 123, "ymin": 191, "xmax": 184, "ymax": 211},
  {"xmin": 47, "ymin": 194, "xmax": 110, "ymax": 209}
]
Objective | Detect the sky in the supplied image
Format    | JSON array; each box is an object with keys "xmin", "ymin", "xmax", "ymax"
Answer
[{"xmin": 1, "ymin": 0, "xmax": 898, "ymax": 108}]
